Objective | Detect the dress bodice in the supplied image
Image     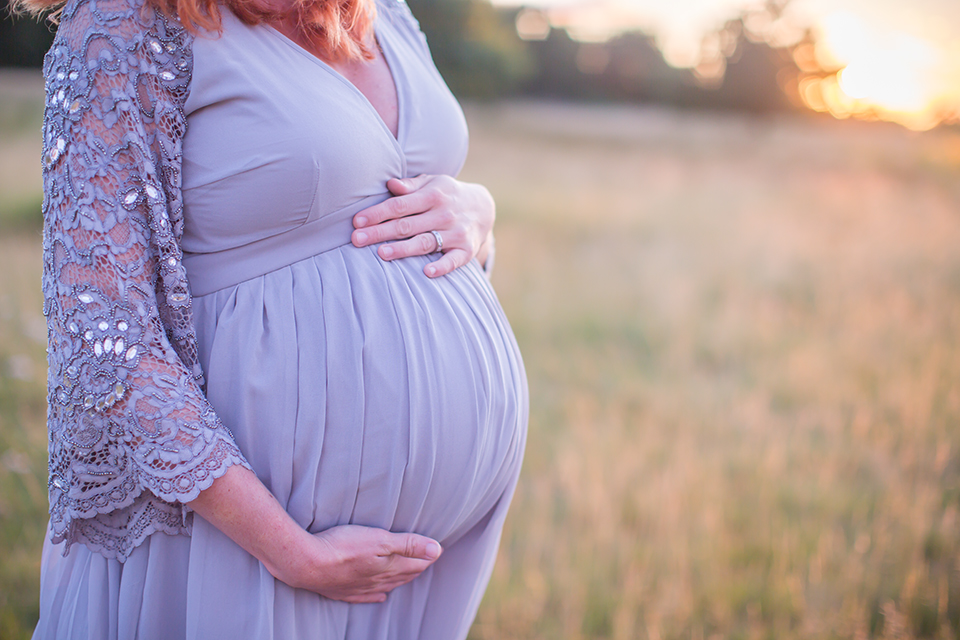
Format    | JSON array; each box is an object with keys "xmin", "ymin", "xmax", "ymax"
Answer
[{"xmin": 180, "ymin": 2, "xmax": 469, "ymax": 295}]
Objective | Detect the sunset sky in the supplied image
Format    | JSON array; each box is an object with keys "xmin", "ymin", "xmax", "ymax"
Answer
[{"xmin": 494, "ymin": 0, "xmax": 960, "ymax": 128}]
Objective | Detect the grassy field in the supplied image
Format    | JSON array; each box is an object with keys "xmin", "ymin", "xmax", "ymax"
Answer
[{"xmin": 3, "ymin": 69, "xmax": 960, "ymax": 639}]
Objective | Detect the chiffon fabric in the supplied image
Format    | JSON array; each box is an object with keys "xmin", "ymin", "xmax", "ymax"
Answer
[{"xmin": 34, "ymin": 1, "xmax": 527, "ymax": 638}]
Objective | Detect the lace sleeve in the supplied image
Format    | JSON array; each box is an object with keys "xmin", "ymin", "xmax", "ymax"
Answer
[{"xmin": 42, "ymin": 0, "xmax": 251, "ymax": 561}]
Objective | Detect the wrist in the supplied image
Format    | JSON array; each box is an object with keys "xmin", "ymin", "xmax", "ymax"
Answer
[
  {"xmin": 187, "ymin": 466, "xmax": 323, "ymax": 588},
  {"xmin": 260, "ymin": 522, "xmax": 323, "ymax": 588},
  {"xmin": 478, "ymin": 231, "xmax": 495, "ymax": 275}
]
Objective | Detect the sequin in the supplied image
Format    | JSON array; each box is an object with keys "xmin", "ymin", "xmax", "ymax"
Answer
[
  {"xmin": 167, "ymin": 257, "xmax": 177, "ymax": 267},
  {"xmin": 44, "ymin": 139, "xmax": 67, "ymax": 168},
  {"xmin": 77, "ymin": 293, "xmax": 94, "ymax": 304},
  {"xmin": 68, "ymin": 322, "xmax": 79, "ymax": 333},
  {"xmin": 145, "ymin": 185, "xmax": 159, "ymax": 199},
  {"xmin": 123, "ymin": 191, "xmax": 138, "ymax": 205},
  {"xmin": 69, "ymin": 100, "xmax": 81, "ymax": 113},
  {"xmin": 114, "ymin": 383, "xmax": 125, "ymax": 399},
  {"xmin": 98, "ymin": 321, "xmax": 109, "ymax": 331},
  {"xmin": 125, "ymin": 346, "xmax": 138, "ymax": 361},
  {"xmin": 83, "ymin": 395, "xmax": 95, "ymax": 409},
  {"xmin": 44, "ymin": 147, "xmax": 61, "ymax": 168},
  {"xmin": 114, "ymin": 339, "xmax": 124, "ymax": 355},
  {"xmin": 159, "ymin": 71, "xmax": 175, "ymax": 81},
  {"xmin": 103, "ymin": 338, "xmax": 113, "ymax": 353},
  {"xmin": 150, "ymin": 40, "xmax": 163, "ymax": 54},
  {"xmin": 67, "ymin": 365, "xmax": 78, "ymax": 377},
  {"xmin": 84, "ymin": 330, "xmax": 93, "ymax": 340},
  {"xmin": 169, "ymin": 292, "xmax": 187, "ymax": 303},
  {"xmin": 117, "ymin": 321, "xmax": 128, "ymax": 331},
  {"xmin": 69, "ymin": 71, "xmax": 79, "ymax": 81},
  {"xmin": 94, "ymin": 341, "xmax": 103, "ymax": 356}
]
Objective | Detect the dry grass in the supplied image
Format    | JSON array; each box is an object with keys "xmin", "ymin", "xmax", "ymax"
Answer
[
  {"xmin": 0, "ymin": 69, "xmax": 49, "ymax": 640},
  {"xmin": 2, "ymin": 70, "xmax": 960, "ymax": 638},
  {"xmin": 463, "ymin": 102, "xmax": 960, "ymax": 639}
]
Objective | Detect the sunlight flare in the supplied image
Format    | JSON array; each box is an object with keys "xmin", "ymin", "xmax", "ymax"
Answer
[{"xmin": 802, "ymin": 11, "xmax": 951, "ymax": 129}]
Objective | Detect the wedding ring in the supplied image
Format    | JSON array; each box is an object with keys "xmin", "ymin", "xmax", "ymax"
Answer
[{"xmin": 430, "ymin": 230, "xmax": 443, "ymax": 253}]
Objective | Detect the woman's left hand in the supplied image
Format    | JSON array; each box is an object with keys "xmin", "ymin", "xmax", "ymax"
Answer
[{"xmin": 351, "ymin": 174, "xmax": 495, "ymax": 278}]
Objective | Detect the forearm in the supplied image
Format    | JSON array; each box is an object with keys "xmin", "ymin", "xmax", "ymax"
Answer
[
  {"xmin": 187, "ymin": 464, "xmax": 442, "ymax": 602},
  {"xmin": 187, "ymin": 465, "xmax": 313, "ymax": 584}
]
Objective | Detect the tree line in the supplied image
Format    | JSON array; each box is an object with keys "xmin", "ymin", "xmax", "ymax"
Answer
[
  {"xmin": 3, "ymin": 0, "xmax": 813, "ymax": 114},
  {"xmin": 407, "ymin": 0, "xmax": 809, "ymax": 113}
]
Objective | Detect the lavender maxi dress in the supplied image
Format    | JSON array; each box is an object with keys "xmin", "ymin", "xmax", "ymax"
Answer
[{"xmin": 34, "ymin": 1, "xmax": 527, "ymax": 638}]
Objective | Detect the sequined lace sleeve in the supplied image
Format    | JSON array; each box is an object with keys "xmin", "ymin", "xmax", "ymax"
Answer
[{"xmin": 41, "ymin": 0, "xmax": 251, "ymax": 561}]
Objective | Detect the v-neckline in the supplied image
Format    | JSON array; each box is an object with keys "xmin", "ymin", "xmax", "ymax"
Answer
[{"xmin": 264, "ymin": 15, "xmax": 406, "ymax": 150}]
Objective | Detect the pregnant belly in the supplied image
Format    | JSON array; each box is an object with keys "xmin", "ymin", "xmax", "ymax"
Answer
[{"xmin": 191, "ymin": 245, "xmax": 527, "ymax": 545}]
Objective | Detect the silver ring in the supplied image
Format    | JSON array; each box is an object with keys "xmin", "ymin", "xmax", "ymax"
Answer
[{"xmin": 430, "ymin": 230, "xmax": 443, "ymax": 253}]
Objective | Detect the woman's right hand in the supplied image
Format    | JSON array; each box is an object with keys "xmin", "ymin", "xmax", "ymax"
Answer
[
  {"xmin": 277, "ymin": 524, "xmax": 442, "ymax": 603},
  {"xmin": 189, "ymin": 466, "xmax": 441, "ymax": 604}
]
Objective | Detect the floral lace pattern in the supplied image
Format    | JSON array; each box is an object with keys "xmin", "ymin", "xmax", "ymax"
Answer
[{"xmin": 42, "ymin": 0, "xmax": 250, "ymax": 561}]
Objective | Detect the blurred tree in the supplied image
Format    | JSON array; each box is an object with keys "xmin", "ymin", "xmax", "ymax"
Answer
[
  {"xmin": 518, "ymin": 0, "xmax": 803, "ymax": 113},
  {"xmin": 1, "ymin": 0, "xmax": 808, "ymax": 117},
  {"xmin": 405, "ymin": 0, "xmax": 533, "ymax": 99},
  {"xmin": 599, "ymin": 31, "xmax": 687, "ymax": 104},
  {"xmin": 522, "ymin": 26, "xmax": 579, "ymax": 98},
  {"xmin": 522, "ymin": 29, "xmax": 689, "ymax": 103},
  {"xmin": 698, "ymin": 16, "xmax": 800, "ymax": 112},
  {"xmin": 1, "ymin": 8, "xmax": 56, "ymax": 67},
  {"xmin": 688, "ymin": 1, "xmax": 800, "ymax": 113}
]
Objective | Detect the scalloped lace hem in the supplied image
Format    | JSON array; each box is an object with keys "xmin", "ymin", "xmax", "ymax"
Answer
[{"xmin": 51, "ymin": 449, "xmax": 249, "ymax": 562}]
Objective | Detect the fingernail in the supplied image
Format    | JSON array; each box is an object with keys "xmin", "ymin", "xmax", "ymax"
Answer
[
  {"xmin": 426, "ymin": 265, "xmax": 436, "ymax": 277},
  {"xmin": 425, "ymin": 541, "xmax": 441, "ymax": 560},
  {"xmin": 355, "ymin": 231, "xmax": 368, "ymax": 245},
  {"xmin": 355, "ymin": 216, "xmax": 367, "ymax": 227},
  {"xmin": 381, "ymin": 245, "xmax": 394, "ymax": 258}
]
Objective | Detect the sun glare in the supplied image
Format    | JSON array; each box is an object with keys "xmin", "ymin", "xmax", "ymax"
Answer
[
  {"xmin": 497, "ymin": 0, "xmax": 960, "ymax": 130},
  {"xmin": 803, "ymin": 11, "xmax": 949, "ymax": 130}
]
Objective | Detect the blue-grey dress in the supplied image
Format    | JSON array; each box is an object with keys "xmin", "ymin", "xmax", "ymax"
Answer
[{"xmin": 33, "ymin": 3, "xmax": 527, "ymax": 639}]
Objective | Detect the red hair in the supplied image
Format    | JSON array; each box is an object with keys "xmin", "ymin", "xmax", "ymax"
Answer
[{"xmin": 13, "ymin": 0, "xmax": 377, "ymax": 62}]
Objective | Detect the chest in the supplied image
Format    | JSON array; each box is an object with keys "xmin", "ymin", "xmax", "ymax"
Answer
[
  {"xmin": 320, "ymin": 42, "xmax": 400, "ymax": 138},
  {"xmin": 179, "ymin": 6, "xmax": 469, "ymax": 253}
]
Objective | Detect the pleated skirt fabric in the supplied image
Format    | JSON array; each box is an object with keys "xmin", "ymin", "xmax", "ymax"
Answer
[{"xmin": 34, "ymin": 245, "xmax": 528, "ymax": 640}]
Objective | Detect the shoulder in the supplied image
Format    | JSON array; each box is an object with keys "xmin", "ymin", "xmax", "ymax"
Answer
[
  {"xmin": 376, "ymin": 0, "xmax": 420, "ymax": 33},
  {"xmin": 54, "ymin": 0, "xmax": 180, "ymax": 46},
  {"xmin": 44, "ymin": 0, "xmax": 193, "ymax": 137},
  {"xmin": 48, "ymin": 0, "xmax": 192, "ymax": 86},
  {"xmin": 376, "ymin": 0, "xmax": 432, "ymax": 59}
]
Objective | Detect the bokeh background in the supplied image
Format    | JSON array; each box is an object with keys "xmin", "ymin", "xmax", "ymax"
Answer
[{"xmin": 2, "ymin": 0, "xmax": 960, "ymax": 638}]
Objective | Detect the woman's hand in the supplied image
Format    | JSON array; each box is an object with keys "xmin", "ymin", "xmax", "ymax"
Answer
[
  {"xmin": 351, "ymin": 174, "xmax": 495, "ymax": 278},
  {"xmin": 277, "ymin": 525, "xmax": 442, "ymax": 603},
  {"xmin": 189, "ymin": 466, "xmax": 441, "ymax": 604}
]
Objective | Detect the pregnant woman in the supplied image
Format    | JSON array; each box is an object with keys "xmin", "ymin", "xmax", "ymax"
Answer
[{"xmin": 25, "ymin": 0, "xmax": 527, "ymax": 635}]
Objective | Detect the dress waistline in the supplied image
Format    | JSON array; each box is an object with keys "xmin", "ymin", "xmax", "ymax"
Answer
[{"xmin": 182, "ymin": 193, "xmax": 388, "ymax": 297}]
